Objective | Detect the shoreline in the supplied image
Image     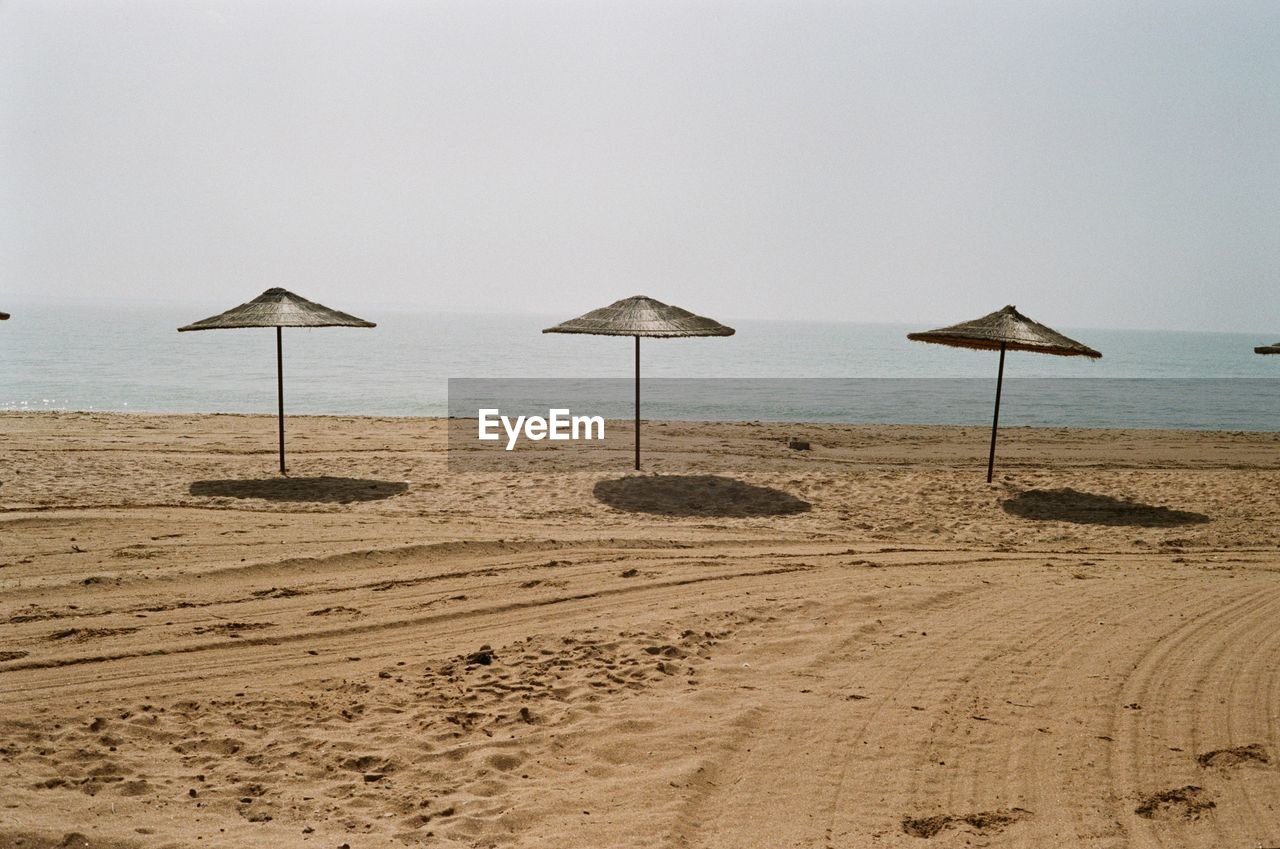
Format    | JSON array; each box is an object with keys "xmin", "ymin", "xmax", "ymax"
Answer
[{"xmin": 6, "ymin": 407, "xmax": 1280, "ymax": 437}]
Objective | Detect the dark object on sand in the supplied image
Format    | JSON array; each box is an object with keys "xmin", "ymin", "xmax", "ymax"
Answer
[
  {"xmin": 544, "ymin": 295, "xmax": 734, "ymax": 470},
  {"xmin": 189, "ymin": 476, "xmax": 407, "ymax": 504},
  {"xmin": 1134, "ymin": 785, "xmax": 1215, "ymax": 820},
  {"xmin": 901, "ymin": 807, "xmax": 1032, "ymax": 839},
  {"xmin": 594, "ymin": 474, "xmax": 810, "ymax": 518},
  {"xmin": 179, "ymin": 288, "xmax": 375, "ymax": 475},
  {"xmin": 908, "ymin": 305, "xmax": 1100, "ymax": 482},
  {"xmin": 1002, "ymin": 488, "xmax": 1209, "ymax": 528}
]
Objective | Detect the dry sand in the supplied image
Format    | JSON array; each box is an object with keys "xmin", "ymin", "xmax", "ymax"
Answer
[{"xmin": 3, "ymin": 411, "xmax": 1280, "ymax": 848}]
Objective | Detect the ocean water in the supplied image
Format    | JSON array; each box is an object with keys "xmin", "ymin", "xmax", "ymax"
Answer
[{"xmin": 2, "ymin": 300, "xmax": 1279, "ymax": 429}]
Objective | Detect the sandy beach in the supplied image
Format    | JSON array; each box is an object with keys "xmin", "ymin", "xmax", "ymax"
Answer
[{"xmin": 3, "ymin": 411, "xmax": 1280, "ymax": 848}]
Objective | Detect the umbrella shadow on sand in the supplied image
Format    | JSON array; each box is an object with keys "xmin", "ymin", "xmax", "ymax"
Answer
[
  {"xmin": 594, "ymin": 475, "xmax": 810, "ymax": 518},
  {"xmin": 1002, "ymin": 488, "xmax": 1209, "ymax": 527},
  {"xmin": 190, "ymin": 477, "xmax": 408, "ymax": 504}
]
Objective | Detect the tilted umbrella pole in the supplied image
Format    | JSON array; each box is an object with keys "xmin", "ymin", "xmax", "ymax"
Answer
[
  {"xmin": 986, "ymin": 342, "xmax": 1006, "ymax": 484},
  {"xmin": 907, "ymin": 306, "xmax": 1099, "ymax": 483},
  {"xmin": 276, "ymin": 327, "xmax": 286, "ymax": 475}
]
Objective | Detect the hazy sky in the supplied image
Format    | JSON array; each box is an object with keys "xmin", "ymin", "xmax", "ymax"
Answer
[{"xmin": 2, "ymin": 0, "xmax": 1278, "ymax": 331}]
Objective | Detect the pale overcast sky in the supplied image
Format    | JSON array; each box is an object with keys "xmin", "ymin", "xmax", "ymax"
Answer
[{"xmin": 2, "ymin": 0, "xmax": 1277, "ymax": 331}]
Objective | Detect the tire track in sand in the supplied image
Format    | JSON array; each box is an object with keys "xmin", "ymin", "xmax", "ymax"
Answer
[{"xmin": 662, "ymin": 561, "xmax": 1280, "ymax": 848}]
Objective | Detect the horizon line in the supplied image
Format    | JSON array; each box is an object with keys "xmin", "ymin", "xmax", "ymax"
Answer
[{"xmin": 1, "ymin": 292, "xmax": 1276, "ymax": 339}]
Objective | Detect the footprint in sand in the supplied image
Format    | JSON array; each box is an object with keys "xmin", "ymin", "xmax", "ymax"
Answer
[
  {"xmin": 115, "ymin": 779, "xmax": 152, "ymax": 796},
  {"xmin": 172, "ymin": 737, "xmax": 243, "ymax": 756},
  {"xmin": 341, "ymin": 755, "xmax": 397, "ymax": 777},
  {"xmin": 486, "ymin": 752, "xmax": 524, "ymax": 772}
]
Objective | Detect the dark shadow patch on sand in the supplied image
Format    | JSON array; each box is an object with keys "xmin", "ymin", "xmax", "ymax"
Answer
[
  {"xmin": 593, "ymin": 475, "xmax": 811, "ymax": 518},
  {"xmin": 46, "ymin": 627, "xmax": 138, "ymax": 643},
  {"xmin": 190, "ymin": 477, "xmax": 408, "ymax": 503},
  {"xmin": 1135, "ymin": 785, "xmax": 1215, "ymax": 820},
  {"xmin": 1197, "ymin": 743, "xmax": 1269, "ymax": 769},
  {"xmin": 1002, "ymin": 488, "xmax": 1209, "ymax": 527},
  {"xmin": 902, "ymin": 808, "xmax": 1031, "ymax": 839},
  {"xmin": 0, "ymin": 831, "xmax": 149, "ymax": 849}
]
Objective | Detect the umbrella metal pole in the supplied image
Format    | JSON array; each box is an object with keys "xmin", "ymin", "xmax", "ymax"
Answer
[
  {"xmin": 276, "ymin": 326, "xmax": 286, "ymax": 476},
  {"xmin": 634, "ymin": 335, "xmax": 640, "ymax": 471},
  {"xmin": 987, "ymin": 342, "xmax": 1006, "ymax": 483}
]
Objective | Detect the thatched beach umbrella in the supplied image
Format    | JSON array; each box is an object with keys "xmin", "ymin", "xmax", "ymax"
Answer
[
  {"xmin": 543, "ymin": 295, "xmax": 734, "ymax": 470},
  {"xmin": 908, "ymin": 305, "xmax": 1101, "ymax": 482},
  {"xmin": 0, "ymin": 311, "xmax": 8, "ymax": 320},
  {"xmin": 1255, "ymin": 342, "xmax": 1280, "ymax": 355},
  {"xmin": 179, "ymin": 288, "xmax": 375, "ymax": 475}
]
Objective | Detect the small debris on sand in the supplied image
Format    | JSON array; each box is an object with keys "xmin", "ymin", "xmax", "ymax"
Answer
[
  {"xmin": 902, "ymin": 807, "xmax": 1031, "ymax": 838},
  {"xmin": 1134, "ymin": 786, "xmax": 1215, "ymax": 820}
]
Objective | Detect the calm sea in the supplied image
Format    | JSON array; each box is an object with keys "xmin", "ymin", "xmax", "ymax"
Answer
[{"xmin": 2, "ymin": 300, "xmax": 1279, "ymax": 430}]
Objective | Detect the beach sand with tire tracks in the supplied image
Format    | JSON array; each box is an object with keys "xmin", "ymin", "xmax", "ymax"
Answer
[{"xmin": 3, "ymin": 412, "xmax": 1280, "ymax": 848}]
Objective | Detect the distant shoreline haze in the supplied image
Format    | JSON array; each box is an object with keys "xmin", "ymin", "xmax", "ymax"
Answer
[
  {"xmin": 1, "ymin": 303, "xmax": 1278, "ymax": 427},
  {"xmin": 1, "ymin": 294, "xmax": 1277, "ymax": 337}
]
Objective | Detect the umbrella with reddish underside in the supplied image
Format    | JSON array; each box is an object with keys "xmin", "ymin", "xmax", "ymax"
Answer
[
  {"xmin": 0, "ymin": 311, "xmax": 8, "ymax": 320},
  {"xmin": 543, "ymin": 295, "xmax": 735, "ymax": 471},
  {"xmin": 179, "ymin": 288, "xmax": 375, "ymax": 475},
  {"xmin": 907, "ymin": 304, "xmax": 1101, "ymax": 483}
]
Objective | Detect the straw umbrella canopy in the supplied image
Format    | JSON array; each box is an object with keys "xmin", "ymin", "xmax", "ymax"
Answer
[
  {"xmin": 178, "ymin": 288, "xmax": 375, "ymax": 475},
  {"xmin": 0, "ymin": 311, "xmax": 8, "ymax": 320},
  {"xmin": 543, "ymin": 295, "xmax": 734, "ymax": 470},
  {"xmin": 1255, "ymin": 343, "xmax": 1280, "ymax": 355},
  {"xmin": 908, "ymin": 305, "xmax": 1101, "ymax": 482}
]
